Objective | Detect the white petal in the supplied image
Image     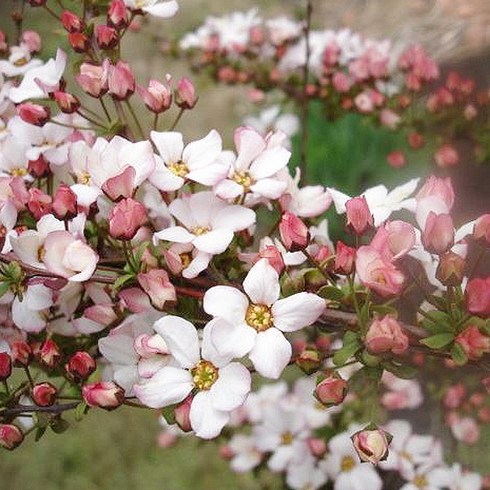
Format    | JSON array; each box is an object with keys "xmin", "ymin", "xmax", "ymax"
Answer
[
  {"xmin": 243, "ymin": 258, "xmax": 280, "ymax": 306},
  {"xmin": 272, "ymin": 292, "xmax": 325, "ymax": 332},
  {"xmin": 249, "ymin": 146, "xmax": 290, "ymax": 179},
  {"xmin": 250, "ymin": 178, "xmax": 288, "ymax": 199},
  {"xmin": 150, "ymin": 131, "xmax": 183, "ymax": 164},
  {"xmin": 153, "ymin": 316, "xmax": 200, "ymax": 368},
  {"xmin": 99, "ymin": 334, "xmax": 138, "ymax": 365},
  {"xmin": 134, "ymin": 366, "xmax": 192, "ymax": 408},
  {"xmin": 212, "ymin": 205, "xmax": 256, "ymax": 232},
  {"xmin": 182, "ymin": 252, "xmax": 212, "ymax": 279},
  {"xmin": 206, "ymin": 318, "xmax": 256, "ymax": 361},
  {"xmin": 192, "ymin": 229, "xmax": 233, "ymax": 254},
  {"xmin": 143, "ymin": 0, "xmax": 179, "ymax": 18},
  {"xmin": 203, "ymin": 286, "xmax": 248, "ymax": 324},
  {"xmin": 214, "ymin": 179, "xmax": 243, "ymax": 200},
  {"xmin": 155, "ymin": 226, "xmax": 195, "ymax": 244},
  {"xmin": 183, "ymin": 130, "xmax": 222, "ymax": 170},
  {"xmin": 249, "ymin": 328, "xmax": 291, "ymax": 379},
  {"xmin": 189, "ymin": 391, "xmax": 230, "ymax": 439},
  {"xmin": 210, "ymin": 362, "xmax": 251, "ymax": 411}
]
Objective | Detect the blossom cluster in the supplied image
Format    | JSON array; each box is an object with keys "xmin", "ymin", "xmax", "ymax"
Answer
[{"xmin": 0, "ymin": 1, "xmax": 488, "ymax": 489}]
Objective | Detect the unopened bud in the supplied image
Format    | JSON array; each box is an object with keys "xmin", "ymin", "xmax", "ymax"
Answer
[
  {"xmin": 53, "ymin": 91, "xmax": 80, "ymax": 114},
  {"xmin": 65, "ymin": 351, "xmax": 96, "ymax": 382},
  {"xmin": 345, "ymin": 196, "xmax": 373, "ymax": 235},
  {"xmin": 0, "ymin": 424, "xmax": 23, "ymax": 450},
  {"xmin": 436, "ymin": 251, "xmax": 465, "ymax": 286},
  {"xmin": 351, "ymin": 426, "xmax": 391, "ymax": 464},
  {"xmin": 11, "ymin": 341, "xmax": 32, "ymax": 367},
  {"xmin": 108, "ymin": 0, "xmax": 129, "ymax": 29},
  {"xmin": 61, "ymin": 10, "xmax": 84, "ymax": 32},
  {"xmin": 0, "ymin": 352, "xmax": 12, "ymax": 381},
  {"xmin": 37, "ymin": 339, "xmax": 61, "ymax": 368},
  {"xmin": 174, "ymin": 395, "xmax": 192, "ymax": 432},
  {"xmin": 175, "ymin": 77, "xmax": 197, "ymax": 110},
  {"xmin": 18, "ymin": 103, "xmax": 50, "ymax": 126},
  {"xmin": 31, "ymin": 382, "xmax": 57, "ymax": 407},
  {"xmin": 68, "ymin": 32, "xmax": 90, "ymax": 53},
  {"xmin": 315, "ymin": 374, "xmax": 348, "ymax": 407},
  {"xmin": 96, "ymin": 25, "xmax": 118, "ymax": 50},
  {"xmin": 82, "ymin": 381, "xmax": 124, "ymax": 410},
  {"xmin": 334, "ymin": 241, "xmax": 356, "ymax": 275},
  {"xmin": 279, "ymin": 212, "xmax": 309, "ymax": 251}
]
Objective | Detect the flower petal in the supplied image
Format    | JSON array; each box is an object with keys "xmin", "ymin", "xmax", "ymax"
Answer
[
  {"xmin": 155, "ymin": 226, "xmax": 195, "ymax": 244},
  {"xmin": 249, "ymin": 328, "xmax": 291, "ymax": 379},
  {"xmin": 203, "ymin": 286, "xmax": 248, "ymax": 324},
  {"xmin": 271, "ymin": 292, "xmax": 325, "ymax": 332},
  {"xmin": 210, "ymin": 362, "xmax": 251, "ymax": 411},
  {"xmin": 243, "ymin": 258, "xmax": 280, "ymax": 306},
  {"xmin": 190, "ymin": 391, "xmax": 230, "ymax": 439},
  {"xmin": 192, "ymin": 228, "xmax": 233, "ymax": 254}
]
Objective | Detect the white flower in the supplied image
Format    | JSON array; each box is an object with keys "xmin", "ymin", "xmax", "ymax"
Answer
[
  {"xmin": 228, "ymin": 434, "xmax": 262, "ymax": 472},
  {"xmin": 123, "ymin": 0, "xmax": 178, "ymax": 18},
  {"xmin": 328, "ymin": 178, "xmax": 420, "ymax": 226},
  {"xmin": 154, "ymin": 191, "xmax": 255, "ymax": 255},
  {"xmin": 214, "ymin": 127, "xmax": 290, "ymax": 200},
  {"xmin": 204, "ymin": 258, "xmax": 325, "ymax": 379},
  {"xmin": 0, "ymin": 45, "xmax": 42, "ymax": 78},
  {"xmin": 134, "ymin": 316, "xmax": 251, "ymax": 439},
  {"xmin": 286, "ymin": 458, "xmax": 328, "ymax": 490},
  {"xmin": 149, "ymin": 130, "xmax": 228, "ymax": 191},
  {"xmin": 10, "ymin": 283, "xmax": 53, "ymax": 333}
]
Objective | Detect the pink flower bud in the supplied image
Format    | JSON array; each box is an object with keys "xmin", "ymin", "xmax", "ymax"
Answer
[
  {"xmin": 456, "ymin": 325, "xmax": 490, "ymax": 360},
  {"xmin": 66, "ymin": 351, "xmax": 96, "ymax": 382},
  {"xmin": 434, "ymin": 144, "xmax": 459, "ymax": 168},
  {"xmin": 416, "ymin": 176, "xmax": 455, "ymax": 210},
  {"xmin": 27, "ymin": 188, "xmax": 52, "ymax": 220},
  {"xmin": 53, "ymin": 91, "xmax": 80, "ymax": 114},
  {"xmin": 307, "ymin": 437, "xmax": 327, "ymax": 457},
  {"xmin": 137, "ymin": 79, "xmax": 172, "ymax": 113},
  {"xmin": 422, "ymin": 212, "xmax": 454, "ymax": 255},
  {"xmin": 108, "ymin": 197, "xmax": 147, "ymax": 240},
  {"xmin": 436, "ymin": 251, "xmax": 465, "ymax": 286},
  {"xmin": 31, "ymin": 382, "xmax": 57, "ymax": 407},
  {"xmin": 21, "ymin": 31, "xmax": 42, "ymax": 53},
  {"xmin": 76, "ymin": 62, "xmax": 109, "ymax": 98},
  {"xmin": 345, "ymin": 196, "xmax": 373, "ymax": 235},
  {"xmin": 28, "ymin": 155, "xmax": 50, "ymax": 178},
  {"xmin": 295, "ymin": 347, "xmax": 321, "ymax": 375},
  {"xmin": 379, "ymin": 109, "xmax": 401, "ymax": 130},
  {"xmin": 0, "ymin": 424, "xmax": 23, "ymax": 450},
  {"xmin": 174, "ymin": 395, "xmax": 193, "ymax": 432},
  {"xmin": 11, "ymin": 341, "xmax": 32, "ymax": 367},
  {"xmin": 351, "ymin": 427, "xmax": 391, "ymax": 464},
  {"xmin": 365, "ymin": 316, "xmax": 408, "ymax": 355},
  {"xmin": 386, "ymin": 150, "xmax": 406, "ymax": 168},
  {"xmin": 175, "ymin": 77, "xmax": 197, "ymax": 110},
  {"xmin": 474, "ymin": 214, "xmax": 490, "ymax": 246},
  {"xmin": 96, "ymin": 25, "xmax": 118, "ymax": 50},
  {"xmin": 82, "ymin": 381, "xmax": 124, "ymax": 410},
  {"xmin": 0, "ymin": 352, "xmax": 12, "ymax": 381},
  {"xmin": 0, "ymin": 30, "xmax": 7, "ymax": 53},
  {"xmin": 102, "ymin": 166, "xmax": 136, "ymax": 202},
  {"xmin": 108, "ymin": 0, "xmax": 129, "ymax": 29},
  {"xmin": 68, "ymin": 32, "xmax": 90, "ymax": 53},
  {"xmin": 108, "ymin": 61, "xmax": 135, "ymax": 100},
  {"xmin": 450, "ymin": 416, "xmax": 480, "ymax": 445},
  {"xmin": 407, "ymin": 131, "xmax": 425, "ymax": 149},
  {"xmin": 334, "ymin": 241, "xmax": 356, "ymax": 275},
  {"xmin": 279, "ymin": 212, "xmax": 310, "ymax": 251},
  {"xmin": 61, "ymin": 10, "xmax": 84, "ymax": 32},
  {"xmin": 258, "ymin": 245, "xmax": 284, "ymax": 274},
  {"xmin": 52, "ymin": 183, "xmax": 78, "ymax": 220},
  {"xmin": 37, "ymin": 339, "xmax": 61, "ymax": 368},
  {"xmin": 332, "ymin": 72, "xmax": 352, "ymax": 93},
  {"xmin": 137, "ymin": 269, "xmax": 176, "ymax": 310},
  {"xmin": 465, "ymin": 277, "xmax": 490, "ymax": 317},
  {"xmin": 315, "ymin": 374, "xmax": 348, "ymax": 407},
  {"xmin": 18, "ymin": 103, "xmax": 50, "ymax": 126}
]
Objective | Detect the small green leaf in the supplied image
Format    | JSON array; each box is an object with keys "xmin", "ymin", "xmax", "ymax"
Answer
[
  {"xmin": 74, "ymin": 402, "xmax": 89, "ymax": 422},
  {"xmin": 50, "ymin": 418, "xmax": 70, "ymax": 434},
  {"xmin": 161, "ymin": 405, "xmax": 176, "ymax": 425},
  {"xmin": 34, "ymin": 426, "xmax": 47, "ymax": 442},
  {"xmin": 0, "ymin": 282, "xmax": 11, "ymax": 299},
  {"xmin": 112, "ymin": 273, "xmax": 135, "ymax": 291},
  {"xmin": 419, "ymin": 333, "xmax": 454, "ymax": 349},
  {"xmin": 370, "ymin": 305, "xmax": 397, "ymax": 317},
  {"xmin": 451, "ymin": 343, "xmax": 468, "ymax": 366},
  {"xmin": 383, "ymin": 362, "xmax": 417, "ymax": 379},
  {"xmin": 333, "ymin": 331, "xmax": 361, "ymax": 366},
  {"xmin": 317, "ymin": 285, "xmax": 344, "ymax": 301}
]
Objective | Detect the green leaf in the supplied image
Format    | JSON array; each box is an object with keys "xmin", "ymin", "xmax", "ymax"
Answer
[
  {"xmin": 34, "ymin": 426, "xmax": 47, "ymax": 442},
  {"xmin": 383, "ymin": 362, "xmax": 417, "ymax": 379},
  {"xmin": 451, "ymin": 343, "xmax": 468, "ymax": 366},
  {"xmin": 370, "ymin": 305, "xmax": 397, "ymax": 317},
  {"xmin": 112, "ymin": 273, "xmax": 135, "ymax": 291},
  {"xmin": 74, "ymin": 402, "xmax": 88, "ymax": 422},
  {"xmin": 317, "ymin": 285, "xmax": 344, "ymax": 302},
  {"xmin": 161, "ymin": 405, "xmax": 176, "ymax": 425},
  {"xmin": 419, "ymin": 333, "xmax": 454, "ymax": 349},
  {"xmin": 50, "ymin": 418, "xmax": 70, "ymax": 434},
  {"xmin": 0, "ymin": 282, "xmax": 10, "ymax": 299},
  {"xmin": 333, "ymin": 331, "xmax": 361, "ymax": 366}
]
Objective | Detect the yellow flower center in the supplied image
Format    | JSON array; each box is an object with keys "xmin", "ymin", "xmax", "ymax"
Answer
[
  {"xmin": 77, "ymin": 172, "xmax": 91, "ymax": 185},
  {"xmin": 13, "ymin": 57, "xmax": 28, "ymax": 67},
  {"xmin": 413, "ymin": 475, "xmax": 427, "ymax": 489},
  {"xmin": 191, "ymin": 360, "xmax": 219, "ymax": 391},
  {"xmin": 281, "ymin": 431, "xmax": 294, "ymax": 445},
  {"xmin": 340, "ymin": 455, "xmax": 356, "ymax": 472},
  {"xmin": 245, "ymin": 303, "xmax": 273, "ymax": 332},
  {"xmin": 168, "ymin": 160, "xmax": 189, "ymax": 178},
  {"xmin": 37, "ymin": 246, "xmax": 45, "ymax": 263},
  {"xmin": 180, "ymin": 252, "xmax": 193, "ymax": 268},
  {"xmin": 192, "ymin": 226, "xmax": 210, "ymax": 236},
  {"xmin": 232, "ymin": 171, "xmax": 254, "ymax": 192},
  {"xmin": 10, "ymin": 167, "xmax": 27, "ymax": 177}
]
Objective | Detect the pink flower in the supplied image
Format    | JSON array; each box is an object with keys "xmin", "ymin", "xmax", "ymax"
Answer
[
  {"xmin": 137, "ymin": 269, "xmax": 176, "ymax": 310},
  {"xmin": 370, "ymin": 220, "xmax": 415, "ymax": 261},
  {"xmin": 137, "ymin": 79, "xmax": 172, "ymax": 113},
  {"xmin": 387, "ymin": 150, "xmax": 406, "ymax": 168},
  {"xmin": 108, "ymin": 197, "xmax": 148, "ymax": 240},
  {"xmin": 456, "ymin": 325, "xmax": 490, "ymax": 360},
  {"xmin": 434, "ymin": 144, "xmax": 459, "ymax": 168},
  {"xmin": 76, "ymin": 62, "xmax": 109, "ymax": 98},
  {"xmin": 108, "ymin": 61, "xmax": 135, "ymax": 100},
  {"xmin": 96, "ymin": 25, "xmax": 118, "ymax": 50},
  {"xmin": 422, "ymin": 212, "xmax": 454, "ymax": 255},
  {"xmin": 365, "ymin": 316, "xmax": 408, "ymax": 355},
  {"xmin": 108, "ymin": 0, "xmax": 129, "ymax": 29},
  {"xmin": 52, "ymin": 183, "xmax": 77, "ymax": 220},
  {"xmin": 356, "ymin": 246, "xmax": 405, "ymax": 297},
  {"xmin": 43, "ymin": 230, "xmax": 98, "ymax": 282},
  {"xmin": 334, "ymin": 241, "xmax": 356, "ymax": 275},
  {"xmin": 61, "ymin": 10, "xmax": 84, "ymax": 32},
  {"xmin": 175, "ymin": 77, "xmax": 197, "ymax": 109}
]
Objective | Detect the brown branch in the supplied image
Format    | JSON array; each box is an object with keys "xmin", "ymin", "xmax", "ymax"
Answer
[{"xmin": 0, "ymin": 402, "xmax": 80, "ymax": 418}]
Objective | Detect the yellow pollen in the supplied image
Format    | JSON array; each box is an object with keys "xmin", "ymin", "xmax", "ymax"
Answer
[
  {"xmin": 340, "ymin": 455, "xmax": 356, "ymax": 472},
  {"xmin": 168, "ymin": 160, "xmax": 189, "ymax": 178},
  {"xmin": 281, "ymin": 431, "xmax": 294, "ymax": 445},
  {"xmin": 13, "ymin": 57, "xmax": 28, "ymax": 67},
  {"xmin": 192, "ymin": 226, "xmax": 210, "ymax": 236},
  {"xmin": 78, "ymin": 172, "xmax": 91, "ymax": 185},
  {"xmin": 191, "ymin": 360, "xmax": 219, "ymax": 391},
  {"xmin": 232, "ymin": 171, "xmax": 254, "ymax": 192},
  {"xmin": 37, "ymin": 246, "xmax": 45, "ymax": 263},
  {"xmin": 413, "ymin": 475, "xmax": 427, "ymax": 488},
  {"xmin": 180, "ymin": 252, "xmax": 193, "ymax": 268},
  {"xmin": 245, "ymin": 303, "xmax": 273, "ymax": 332},
  {"xmin": 10, "ymin": 167, "xmax": 27, "ymax": 177}
]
